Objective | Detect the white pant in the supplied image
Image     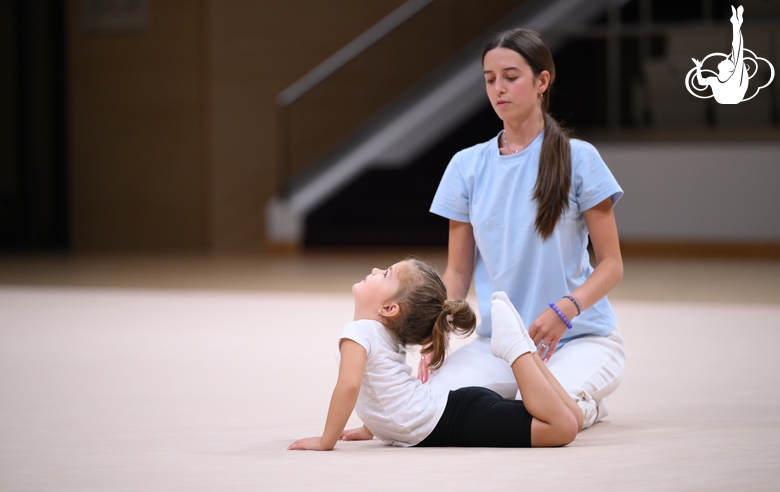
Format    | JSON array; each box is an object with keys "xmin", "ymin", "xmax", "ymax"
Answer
[{"xmin": 427, "ymin": 327, "xmax": 626, "ymax": 402}]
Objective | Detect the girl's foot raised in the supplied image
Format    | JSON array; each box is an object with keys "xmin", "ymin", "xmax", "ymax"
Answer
[
  {"xmin": 490, "ymin": 292, "xmax": 535, "ymax": 365},
  {"xmin": 491, "ymin": 291, "xmax": 538, "ymax": 352}
]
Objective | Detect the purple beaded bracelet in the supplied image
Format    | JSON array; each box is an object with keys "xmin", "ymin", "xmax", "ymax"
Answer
[{"xmin": 548, "ymin": 302, "xmax": 573, "ymax": 329}]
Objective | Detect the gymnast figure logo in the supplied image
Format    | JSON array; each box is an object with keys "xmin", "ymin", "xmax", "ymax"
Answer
[{"xmin": 685, "ymin": 5, "xmax": 774, "ymax": 104}]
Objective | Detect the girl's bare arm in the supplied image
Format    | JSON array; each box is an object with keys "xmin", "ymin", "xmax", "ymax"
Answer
[{"xmin": 288, "ymin": 339, "xmax": 366, "ymax": 450}]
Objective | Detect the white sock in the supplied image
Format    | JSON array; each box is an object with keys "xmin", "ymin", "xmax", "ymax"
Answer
[
  {"xmin": 490, "ymin": 295, "xmax": 533, "ymax": 365},
  {"xmin": 490, "ymin": 291, "xmax": 536, "ymax": 354}
]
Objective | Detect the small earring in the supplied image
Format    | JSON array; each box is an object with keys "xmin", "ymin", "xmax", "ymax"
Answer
[{"xmin": 539, "ymin": 94, "xmax": 544, "ymax": 102}]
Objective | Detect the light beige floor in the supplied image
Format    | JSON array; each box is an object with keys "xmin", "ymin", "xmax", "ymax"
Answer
[{"xmin": 1, "ymin": 253, "xmax": 779, "ymax": 490}]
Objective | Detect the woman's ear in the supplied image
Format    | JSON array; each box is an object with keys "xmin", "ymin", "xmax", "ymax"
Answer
[
  {"xmin": 538, "ymin": 70, "xmax": 551, "ymax": 93},
  {"xmin": 379, "ymin": 302, "xmax": 400, "ymax": 319}
]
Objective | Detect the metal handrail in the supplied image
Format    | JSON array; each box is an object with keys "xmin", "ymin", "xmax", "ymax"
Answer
[
  {"xmin": 275, "ymin": 0, "xmax": 434, "ymax": 107},
  {"xmin": 268, "ymin": 0, "xmax": 647, "ymax": 243},
  {"xmin": 275, "ymin": 0, "xmax": 436, "ymax": 196}
]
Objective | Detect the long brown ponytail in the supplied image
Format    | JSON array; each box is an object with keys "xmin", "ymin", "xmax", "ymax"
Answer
[
  {"xmin": 483, "ymin": 28, "xmax": 572, "ymax": 239},
  {"xmin": 382, "ymin": 259, "xmax": 476, "ymax": 370}
]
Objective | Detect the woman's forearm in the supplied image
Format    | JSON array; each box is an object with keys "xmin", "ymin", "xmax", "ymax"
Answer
[
  {"xmin": 564, "ymin": 256, "xmax": 623, "ymax": 319},
  {"xmin": 565, "ymin": 198, "xmax": 623, "ymax": 320},
  {"xmin": 443, "ymin": 267, "xmax": 471, "ymax": 300},
  {"xmin": 444, "ymin": 220, "xmax": 476, "ymax": 300}
]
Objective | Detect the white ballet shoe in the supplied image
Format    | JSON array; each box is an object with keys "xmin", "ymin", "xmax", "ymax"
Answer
[
  {"xmin": 490, "ymin": 295, "xmax": 533, "ymax": 365},
  {"xmin": 490, "ymin": 291, "xmax": 536, "ymax": 354}
]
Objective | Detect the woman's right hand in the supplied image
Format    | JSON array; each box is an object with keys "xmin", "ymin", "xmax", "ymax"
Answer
[{"xmin": 417, "ymin": 351, "xmax": 433, "ymax": 383}]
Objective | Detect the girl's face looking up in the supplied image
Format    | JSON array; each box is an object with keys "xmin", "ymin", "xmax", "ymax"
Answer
[{"xmin": 352, "ymin": 262, "xmax": 405, "ymax": 320}]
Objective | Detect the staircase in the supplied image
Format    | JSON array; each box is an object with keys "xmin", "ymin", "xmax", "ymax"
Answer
[{"xmin": 267, "ymin": 0, "xmax": 633, "ymax": 247}]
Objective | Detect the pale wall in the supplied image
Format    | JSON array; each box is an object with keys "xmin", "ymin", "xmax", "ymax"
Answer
[{"xmin": 601, "ymin": 142, "xmax": 780, "ymax": 242}]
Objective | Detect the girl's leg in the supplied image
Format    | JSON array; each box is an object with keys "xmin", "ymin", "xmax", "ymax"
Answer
[
  {"xmin": 416, "ymin": 387, "xmax": 534, "ymax": 448},
  {"xmin": 542, "ymin": 328, "xmax": 626, "ymax": 400},
  {"xmin": 538, "ymin": 328, "xmax": 626, "ymax": 428},
  {"xmin": 511, "ymin": 353, "xmax": 580, "ymax": 446},
  {"xmin": 490, "ymin": 291, "xmax": 583, "ymax": 430},
  {"xmin": 426, "ymin": 335, "xmax": 518, "ymax": 399},
  {"xmin": 491, "ymin": 296, "xmax": 578, "ymax": 447},
  {"xmin": 531, "ymin": 352, "xmax": 584, "ymax": 431}
]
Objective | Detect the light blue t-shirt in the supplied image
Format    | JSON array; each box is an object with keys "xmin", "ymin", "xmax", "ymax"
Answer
[{"xmin": 430, "ymin": 131, "xmax": 623, "ymax": 343}]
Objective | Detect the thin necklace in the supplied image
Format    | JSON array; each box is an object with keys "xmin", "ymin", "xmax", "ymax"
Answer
[{"xmin": 502, "ymin": 130, "xmax": 521, "ymax": 154}]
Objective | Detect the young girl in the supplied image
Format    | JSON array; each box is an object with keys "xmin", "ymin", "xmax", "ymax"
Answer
[{"xmin": 288, "ymin": 259, "xmax": 582, "ymax": 450}]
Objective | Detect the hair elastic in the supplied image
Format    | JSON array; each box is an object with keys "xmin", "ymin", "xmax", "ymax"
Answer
[
  {"xmin": 548, "ymin": 302, "xmax": 572, "ymax": 330},
  {"xmin": 562, "ymin": 295, "xmax": 582, "ymax": 316}
]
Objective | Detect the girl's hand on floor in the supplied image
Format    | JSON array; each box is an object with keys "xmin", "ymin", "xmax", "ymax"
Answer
[
  {"xmin": 340, "ymin": 426, "xmax": 374, "ymax": 441},
  {"xmin": 288, "ymin": 436, "xmax": 329, "ymax": 451}
]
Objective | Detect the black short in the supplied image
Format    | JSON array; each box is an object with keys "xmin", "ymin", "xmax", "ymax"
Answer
[{"xmin": 416, "ymin": 387, "xmax": 533, "ymax": 448}]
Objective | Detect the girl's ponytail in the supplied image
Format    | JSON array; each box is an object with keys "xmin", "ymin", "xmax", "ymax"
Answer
[
  {"xmin": 425, "ymin": 299, "xmax": 476, "ymax": 370},
  {"xmin": 385, "ymin": 260, "xmax": 476, "ymax": 368}
]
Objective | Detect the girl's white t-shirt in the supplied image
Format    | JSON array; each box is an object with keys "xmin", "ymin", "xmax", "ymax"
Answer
[{"xmin": 340, "ymin": 319, "xmax": 448, "ymax": 447}]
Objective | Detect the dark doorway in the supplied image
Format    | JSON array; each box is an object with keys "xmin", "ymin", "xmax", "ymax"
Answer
[{"xmin": 0, "ymin": 1, "xmax": 69, "ymax": 252}]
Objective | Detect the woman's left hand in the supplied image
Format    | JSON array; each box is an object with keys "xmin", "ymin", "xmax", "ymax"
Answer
[
  {"xmin": 527, "ymin": 307, "xmax": 568, "ymax": 362},
  {"xmin": 288, "ymin": 436, "xmax": 328, "ymax": 451},
  {"xmin": 527, "ymin": 197, "xmax": 622, "ymax": 363}
]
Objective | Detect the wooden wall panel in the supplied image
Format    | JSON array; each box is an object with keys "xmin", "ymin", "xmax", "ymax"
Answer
[
  {"xmin": 203, "ymin": 0, "xmax": 406, "ymax": 252},
  {"xmin": 69, "ymin": 0, "xmax": 205, "ymax": 251},
  {"xmin": 69, "ymin": 0, "xmax": 407, "ymax": 252}
]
